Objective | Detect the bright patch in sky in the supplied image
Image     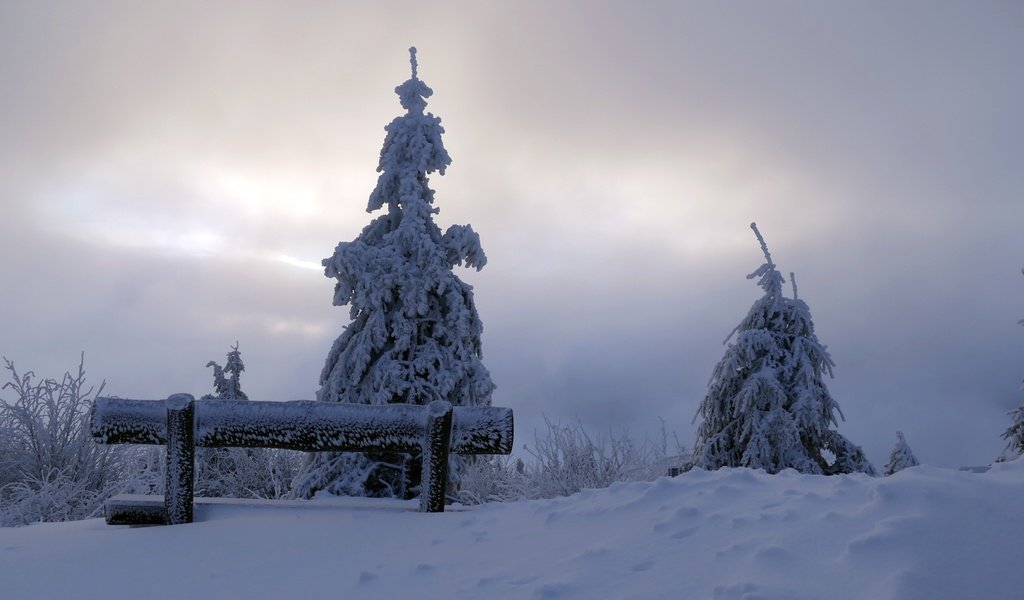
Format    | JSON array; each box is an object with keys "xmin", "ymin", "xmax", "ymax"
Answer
[
  {"xmin": 274, "ymin": 254, "xmax": 323, "ymax": 272},
  {"xmin": 204, "ymin": 168, "xmax": 320, "ymax": 222},
  {"xmin": 37, "ymin": 167, "xmax": 342, "ymax": 270},
  {"xmin": 41, "ymin": 186, "xmax": 227, "ymax": 257}
]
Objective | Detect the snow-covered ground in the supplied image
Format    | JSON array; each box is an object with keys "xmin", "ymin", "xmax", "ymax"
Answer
[{"xmin": 3, "ymin": 461, "xmax": 1023, "ymax": 600}]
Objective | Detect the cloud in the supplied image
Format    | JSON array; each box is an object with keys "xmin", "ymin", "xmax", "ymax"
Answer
[{"xmin": 0, "ymin": 2, "xmax": 1021, "ymax": 470}]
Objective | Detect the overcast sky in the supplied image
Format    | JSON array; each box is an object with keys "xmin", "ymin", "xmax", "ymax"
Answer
[{"xmin": 1, "ymin": 2, "xmax": 1021, "ymax": 468}]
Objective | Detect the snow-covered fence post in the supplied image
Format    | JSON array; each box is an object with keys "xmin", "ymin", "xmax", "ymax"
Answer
[
  {"xmin": 421, "ymin": 401, "xmax": 453, "ymax": 513},
  {"xmin": 165, "ymin": 393, "xmax": 195, "ymax": 525}
]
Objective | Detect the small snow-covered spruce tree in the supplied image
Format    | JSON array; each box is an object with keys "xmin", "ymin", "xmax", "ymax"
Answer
[
  {"xmin": 883, "ymin": 431, "xmax": 920, "ymax": 475},
  {"xmin": 197, "ymin": 343, "xmax": 270, "ymax": 498},
  {"xmin": 1000, "ymin": 401, "xmax": 1024, "ymax": 462},
  {"xmin": 293, "ymin": 48, "xmax": 494, "ymax": 500},
  {"xmin": 998, "ymin": 269, "xmax": 1024, "ymax": 462},
  {"xmin": 690, "ymin": 223, "xmax": 875, "ymax": 475},
  {"xmin": 202, "ymin": 342, "xmax": 248, "ymax": 401}
]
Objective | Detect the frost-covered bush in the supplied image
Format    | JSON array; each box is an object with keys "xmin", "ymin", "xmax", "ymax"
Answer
[
  {"xmin": 522, "ymin": 418, "xmax": 686, "ymax": 499},
  {"xmin": 690, "ymin": 224, "xmax": 875, "ymax": 476},
  {"xmin": 456, "ymin": 418, "xmax": 687, "ymax": 504},
  {"xmin": 0, "ymin": 355, "xmax": 158, "ymax": 526},
  {"xmin": 454, "ymin": 455, "xmax": 526, "ymax": 505},
  {"xmin": 0, "ymin": 470, "xmax": 104, "ymax": 526},
  {"xmin": 295, "ymin": 48, "xmax": 494, "ymax": 500},
  {"xmin": 195, "ymin": 447, "xmax": 304, "ymax": 500}
]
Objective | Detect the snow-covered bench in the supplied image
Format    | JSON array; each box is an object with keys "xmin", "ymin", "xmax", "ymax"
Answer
[{"xmin": 90, "ymin": 394, "xmax": 514, "ymax": 525}]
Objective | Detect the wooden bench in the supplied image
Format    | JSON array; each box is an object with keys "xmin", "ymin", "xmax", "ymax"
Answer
[{"xmin": 90, "ymin": 394, "xmax": 514, "ymax": 525}]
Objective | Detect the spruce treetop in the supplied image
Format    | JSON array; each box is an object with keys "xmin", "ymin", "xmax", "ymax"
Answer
[
  {"xmin": 364, "ymin": 46, "xmax": 453, "ymax": 215},
  {"xmin": 749, "ymin": 222, "xmax": 785, "ymax": 299},
  {"xmin": 395, "ymin": 47, "xmax": 430, "ymax": 113}
]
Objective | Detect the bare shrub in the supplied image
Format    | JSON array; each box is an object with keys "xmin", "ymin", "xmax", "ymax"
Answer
[
  {"xmin": 0, "ymin": 355, "xmax": 157, "ymax": 526},
  {"xmin": 454, "ymin": 455, "xmax": 527, "ymax": 504},
  {"xmin": 195, "ymin": 447, "xmax": 305, "ymax": 500},
  {"xmin": 457, "ymin": 417, "xmax": 688, "ymax": 505}
]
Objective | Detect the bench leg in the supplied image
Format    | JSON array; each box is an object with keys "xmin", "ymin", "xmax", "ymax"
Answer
[
  {"xmin": 420, "ymin": 400, "xmax": 453, "ymax": 512},
  {"xmin": 165, "ymin": 394, "xmax": 195, "ymax": 524}
]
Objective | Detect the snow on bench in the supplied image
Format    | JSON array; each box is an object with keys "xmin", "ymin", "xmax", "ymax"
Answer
[{"xmin": 91, "ymin": 394, "xmax": 514, "ymax": 525}]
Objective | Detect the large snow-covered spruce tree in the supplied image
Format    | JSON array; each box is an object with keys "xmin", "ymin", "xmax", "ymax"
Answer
[
  {"xmin": 293, "ymin": 48, "xmax": 494, "ymax": 500},
  {"xmin": 691, "ymin": 223, "xmax": 875, "ymax": 475}
]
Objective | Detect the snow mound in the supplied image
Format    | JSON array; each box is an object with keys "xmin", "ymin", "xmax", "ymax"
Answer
[{"xmin": 3, "ymin": 460, "xmax": 1023, "ymax": 599}]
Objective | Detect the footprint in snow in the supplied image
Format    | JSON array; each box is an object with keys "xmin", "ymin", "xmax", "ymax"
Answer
[
  {"xmin": 753, "ymin": 545, "xmax": 791, "ymax": 563},
  {"xmin": 675, "ymin": 506, "xmax": 701, "ymax": 518},
  {"xmin": 712, "ymin": 581, "xmax": 762, "ymax": 600},
  {"xmin": 671, "ymin": 526, "xmax": 699, "ymax": 539},
  {"xmin": 533, "ymin": 582, "xmax": 573, "ymax": 599},
  {"xmin": 715, "ymin": 541, "xmax": 752, "ymax": 558},
  {"xmin": 577, "ymin": 547, "xmax": 610, "ymax": 560}
]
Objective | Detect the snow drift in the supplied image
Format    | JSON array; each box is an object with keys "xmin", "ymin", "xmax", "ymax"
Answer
[{"xmin": 3, "ymin": 460, "xmax": 1023, "ymax": 599}]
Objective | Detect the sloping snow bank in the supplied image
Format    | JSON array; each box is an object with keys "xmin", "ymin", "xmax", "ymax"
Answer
[{"xmin": 3, "ymin": 460, "xmax": 1023, "ymax": 600}]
